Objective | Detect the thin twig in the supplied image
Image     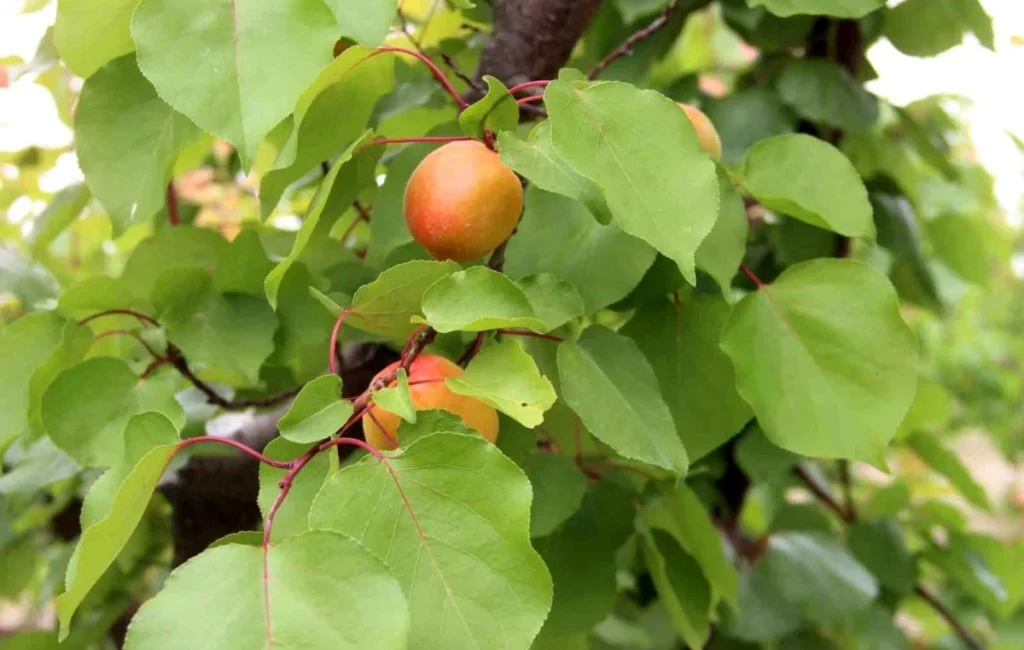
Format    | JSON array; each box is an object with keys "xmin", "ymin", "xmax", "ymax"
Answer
[
  {"xmin": 93, "ymin": 329, "xmax": 163, "ymax": 360},
  {"xmin": 176, "ymin": 436, "xmax": 292, "ymax": 469},
  {"xmin": 739, "ymin": 264, "xmax": 765, "ymax": 289},
  {"xmin": 166, "ymin": 182, "xmax": 180, "ymax": 226},
  {"xmin": 588, "ymin": 0, "xmax": 682, "ymax": 80},
  {"xmin": 458, "ymin": 332, "xmax": 486, "ymax": 367},
  {"xmin": 165, "ymin": 344, "xmax": 300, "ymax": 410},
  {"xmin": 372, "ymin": 47, "xmax": 470, "ymax": 109},
  {"xmin": 838, "ymin": 460, "xmax": 857, "ymax": 521},
  {"xmin": 78, "ymin": 309, "xmax": 160, "ymax": 328},
  {"xmin": 914, "ymin": 585, "xmax": 987, "ymax": 650},
  {"xmin": 794, "ymin": 463, "xmax": 987, "ymax": 650}
]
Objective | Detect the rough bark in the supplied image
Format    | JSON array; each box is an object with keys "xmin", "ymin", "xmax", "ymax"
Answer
[{"xmin": 474, "ymin": 0, "xmax": 605, "ymax": 89}]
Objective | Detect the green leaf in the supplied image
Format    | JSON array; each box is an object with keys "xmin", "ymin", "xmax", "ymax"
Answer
[
  {"xmin": 264, "ymin": 131, "xmax": 374, "ymax": 308},
  {"xmin": 54, "ymin": 0, "xmax": 138, "ymax": 78},
  {"xmin": 871, "ymin": 184, "xmax": 941, "ymax": 308},
  {"xmin": 696, "ymin": 175, "xmax": 748, "ymax": 296},
  {"xmin": 268, "ymin": 263, "xmax": 336, "ymax": 382},
  {"xmin": 747, "ymin": 0, "xmax": 882, "ymax": 18},
  {"xmin": 624, "ymin": 296, "xmax": 752, "ymax": 462},
  {"xmin": 927, "ymin": 212, "xmax": 999, "ymax": 286},
  {"xmin": 57, "ymin": 444, "xmax": 176, "ymax": 639},
  {"xmin": 29, "ymin": 184, "xmax": 91, "ymax": 256},
  {"xmin": 522, "ymin": 453, "xmax": 587, "ymax": 537},
  {"xmin": 57, "ymin": 276, "xmax": 148, "ymax": 318},
  {"xmin": 42, "ymin": 357, "xmax": 184, "ymax": 467},
  {"xmin": 0, "ymin": 312, "xmax": 66, "ymax": 446},
  {"xmin": 505, "ymin": 188, "xmax": 656, "ymax": 313},
  {"xmin": 260, "ymin": 48, "xmax": 392, "ymax": 214},
  {"xmin": 762, "ymin": 532, "xmax": 878, "ymax": 624},
  {"xmin": 922, "ymin": 537, "xmax": 1008, "ymax": 615},
  {"xmin": 0, "ymin": 438, "xmax": 79, "ymax": 495},
  {"xmin": 75, "ymin": 56, "xmax": 201, "ymax": 232},
  {"xmin": 417, "ymin": 267, "xmax": 548, "ymax": 333},
  {"xmin": 396, "ymin": 409, "xmax": 477, "ymax": 448},
  {"xmin": 777, "ymin": 59, "xmax": 878, "ymax": 133},
  {"xmin": 121, "ymin": 226, "xmax": 228, "ymax": 297},
  {"xmin": 373, "ymin": 368, "xmax": 417, "ymax": 423},
  {"xmin": 848, "ymin": 520, "xmax": 917, "ymax": 594},
  {"xmin": 705, "ymin": 87, "xmax": 796, "ymax": 165},
  {"xmin": 645, "ymin": 482, "xmax": 739, "ymax": 608},
  {"xmin": 735, "ymin": 426, "xmax": 799, "ymax": 482},
  {"xmin": 124, "ymin": 531, "xmax": 409, "ymax": 650},
  {"xmin": 310, "ymin": 433, "xmax": 553, "ymax": 650},
  {"xmin": 545, "ymin": 80, "xmax": 719, "ymax": 284},
  {"xmin": 907, "ymin": 432, "xmax": 990, "ymax": 510},
  {"xmin": 740, "ymin": 134, "xmax": 874, "ymax": 238},
  {"xmin": 895, "ymin": 376, "xmax": 952, "ymax": 439},
  {"xmin": 884, "ymin": 0, "xmax": 984, "ymax": 57},
  {"xmin": 213, "ymin": 230, "xmax": 274, "ymax": 296},
  {"xmin": 724, "ymin": 563, "xmax": 801, "ymax": 642},
  {"xmin": 534, "ymin": 483, "xmax": 635, "ymax": 640},
  {"xmin": 498, "ymin": 122, "xmax": 612, "ymax": 224},
  {"xmin": 459, "ymin": 75, "xmax": 519, "ymax": 138},
  {"xmin": 447, "ymin": 338, "xmax": 556, "ymax": 428},
  {"xmin": 721, "ymin": 259, "xmax": 917, "ymax": 461},
  {"xmin": 278, "ymin": 374, "xmax": 353, "ymax": 444},
  {"xmin": 154, "ymin": 268, "xmax": 276, "ymax": 386},
  {"xmin": 131, "ymin": 0, "xmax": 338, "ymax": 164},
  {"xmin": 323, "ymin": 0, "xmax": 400, "ymax": 46},
  {"xmin": 558, "ymin": 326, "xmax": 687, "ymax": 473},
  {"xmin": 515, "ymin": 274, "xmax": 586, "ymax": 331},
  {"xmin": 348, "ymin": 260, "xmax": 460, "ymax": 340},
  {"xmin": 258, "ymin": 438, "xmax": 331, "ymax": 542},
  {"xmin": 640, "ymin": 530, "xmax": 712, "ymax": 649},
  {"xmin": 861, "ymin": 481, "xmax": 911, "ymax": 519}
]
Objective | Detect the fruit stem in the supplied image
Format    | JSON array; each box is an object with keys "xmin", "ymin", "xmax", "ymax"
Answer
[
  {"xmin": 371, "ymin": 135, "xmax": 476, "ymax": 146},
  {"xmin": 176, "ymin": 436, "xmax": 293, "ymax": 470},
  {"xmin": 739, "ymin": 264, "xmax": 765, "ymax": 289},
  {"xmin": 372, "ymin": 46, "xmax": 470, "ymax": 110},
  {"xmin": 507, "ymin": 80, "xmax": 551, "ymax": 95}
]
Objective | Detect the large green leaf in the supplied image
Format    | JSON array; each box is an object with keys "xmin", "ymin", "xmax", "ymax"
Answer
[
  {"xmin": 724, "ymin": 563, "xmax": 801, "ymax": 642},
  {"xmin": 533, "ymin": 483, "xmax": 635, "ymax": 640},
  {"xmin": 505, "ymin": 189, "xmax": 656, "ymax": 313},
  {"xmin": 884, "ymin": 0, "xmax": 990, "ymax": 57},
  {"xmin": 544, "ymin": 80, "xmax": 719, "ymax": 284},
  {"xmin": 515, "ymin": 274, "xmax": 586, "ymax": 332},
  {"xmin": 124, "ymin": 532, "xmax": 409, "ymax": 650},
  {"xmin": 927, "ymin": 212, "xmax": 1000, "ymax": 286},
  {"xmin": 213, "ymin": 229, "xmax": 275, "ymax": 296},
  {"xmin": 75, "ymin": 56, "xmax": 200, "ymax": 232},
  {"xmin": 264, "ymin": 131, "xmax": 374, "ymax": 308},
  {"xmin": 499, "ymin": 122, "xmax": 612, "ymax": 224},
  {"xmin": 721, "ymin": 259, "xmax": 917, "ymax": 462},
  {"xmin": 557, "ymin": 327, "xmax": 688, "ymax": 473},
  {"xmin": 310, "ymin": 433, "xmax": 553, "ymax": 650},
  {"xmin": 258, "ymin": 438, "xmax": 332, "ymax": 543},
  {"xmin": 907, "ymin": 432, "xmax": 990, "ymax": 510},
  {"xmin": 154, "ymin": 268, "xmax": 276, "ymax": 386},
  {"xmin": 777, "ymin": 59, "xmax": 878, "ymax": 133},
  {"xmin": 447, "ymin": 338, "xmax": 556, "ymax": 428},
  {"xmin": 848, "ymin": 520, "xmax": 917, "ymax": 594},
  {"xmin": 54, "ymin": 0, "xmax": 138, "ymax": 78},
  {"xmin": 747, "ymin": 0, "xmax": 882, "ymax": 18},
  {"xmin": 41, "ymin": 357, "xmax": 184, "ymax": 467},
  {"xmin": 640, "ymin": 530, "xmax": 712, "ymax": 649},
  {"xmin": 121, "ymin": 226, "xmax": 228, "ymax": 297},
  {"xmin": 278, "ymin": 374, "xmax": 353, "ymax": 444},
  {"xmin": 417, "ymin": 267, "xmax": 548, "ymax": 333},
  {"xmin": 323, "ymin": 0, "xmax": 400, "ymax": 46},
  {"xmin": 132, "ymin": 0, "xmax": 338, "ymax": 164},
  {"xmin": 762, "ymin": 532, "xmax": 878, "ymax": 624},
  {"xmin": 267, "ymin": 263, "xmax": 336, "ymax": 382},
  {"xmin": 696, "ymin": 175, "xmax": 748, "ymax": 296},
  {"xmin": 624, "ymin": 296, "xmax": 752, "ymax": 462},
  {"xmin": 347, "ymin": 260, "xmax": 460, "ymax": 339},
  {"xmin": 645, "ymin": 482, "xmax": 739, "ymax": 608},
  {"xmin": 260, "ymin": 49, "xmax": 392, "ymax": 214},
  {"xmin": 521, "ymin": 453, "xmax": 587, "ymax": 538},
  {"xmin": 740, "ymin": 134, "xmax": 874, "ymax": 238},
  {"xmin": 0, "ymin": 312, "xmax": 66, "ymax": 446},
  {"xmin": 57, "ymin": 443, "xmax": 177, "ymax": 639}
]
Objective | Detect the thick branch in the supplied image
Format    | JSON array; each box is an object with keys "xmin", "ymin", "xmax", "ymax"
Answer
[{"xmin": 473, "ymin": 0, "xmax": 604, "ymax": 92}]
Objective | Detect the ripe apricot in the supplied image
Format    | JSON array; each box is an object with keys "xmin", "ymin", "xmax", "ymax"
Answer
[
  {"xmin": 363, "ymin": 354, "xmax": 499, "ymax": 451},
  {"xmin": 678, "ymin": 104, "xmax": 722, "ymax": 160},
  {"xmin": 403, "ymin": 140, "xmax": 522, "ymax": 263}
]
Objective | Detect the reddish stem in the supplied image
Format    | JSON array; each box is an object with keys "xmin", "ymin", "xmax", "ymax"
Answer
[
  {"xmin": 371, "ymin": 135, "xmax": 476, "ymax": 146},
  {"xmin": 93, "ymin": 329, "xmax": 162, "ymax": 359},
  {"xmin": 78, "ymin": 309, "xmax": 160, "ymax": 328},
  {"xmin": 371, "ymin": 47, "xmax": 470, "ymax": 109},
  {"xmin": 457, "ymin": 332, "xmax": 486, "ymax": 366},
  {"xmin": 739, "ymin": 265, "xmax": 766, "ymax": 289},
  {"xmin": 496, "ymin": 328, "xmax": 563, "ymax": 342},
  {"xmin": 516, "ymin": 95, "xmax": 545, "ymax": 106},
  {"xmin": 328, "ymin": 309, "xmax": 364, "ymax": 376},
  {"xmin": 166, "ymin": 182, "xmax": 180, "ymax": 227},
  {"xmin": 508, "ymin": 80, "xmax": 551, "ymax": 94},
  {"xmin": 318, "ymin": 435, "xmax": 385, "ymax": 461},
  {"xmin": 176, "ymin": 436, "xmax": 293, "ymax": 469}
]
